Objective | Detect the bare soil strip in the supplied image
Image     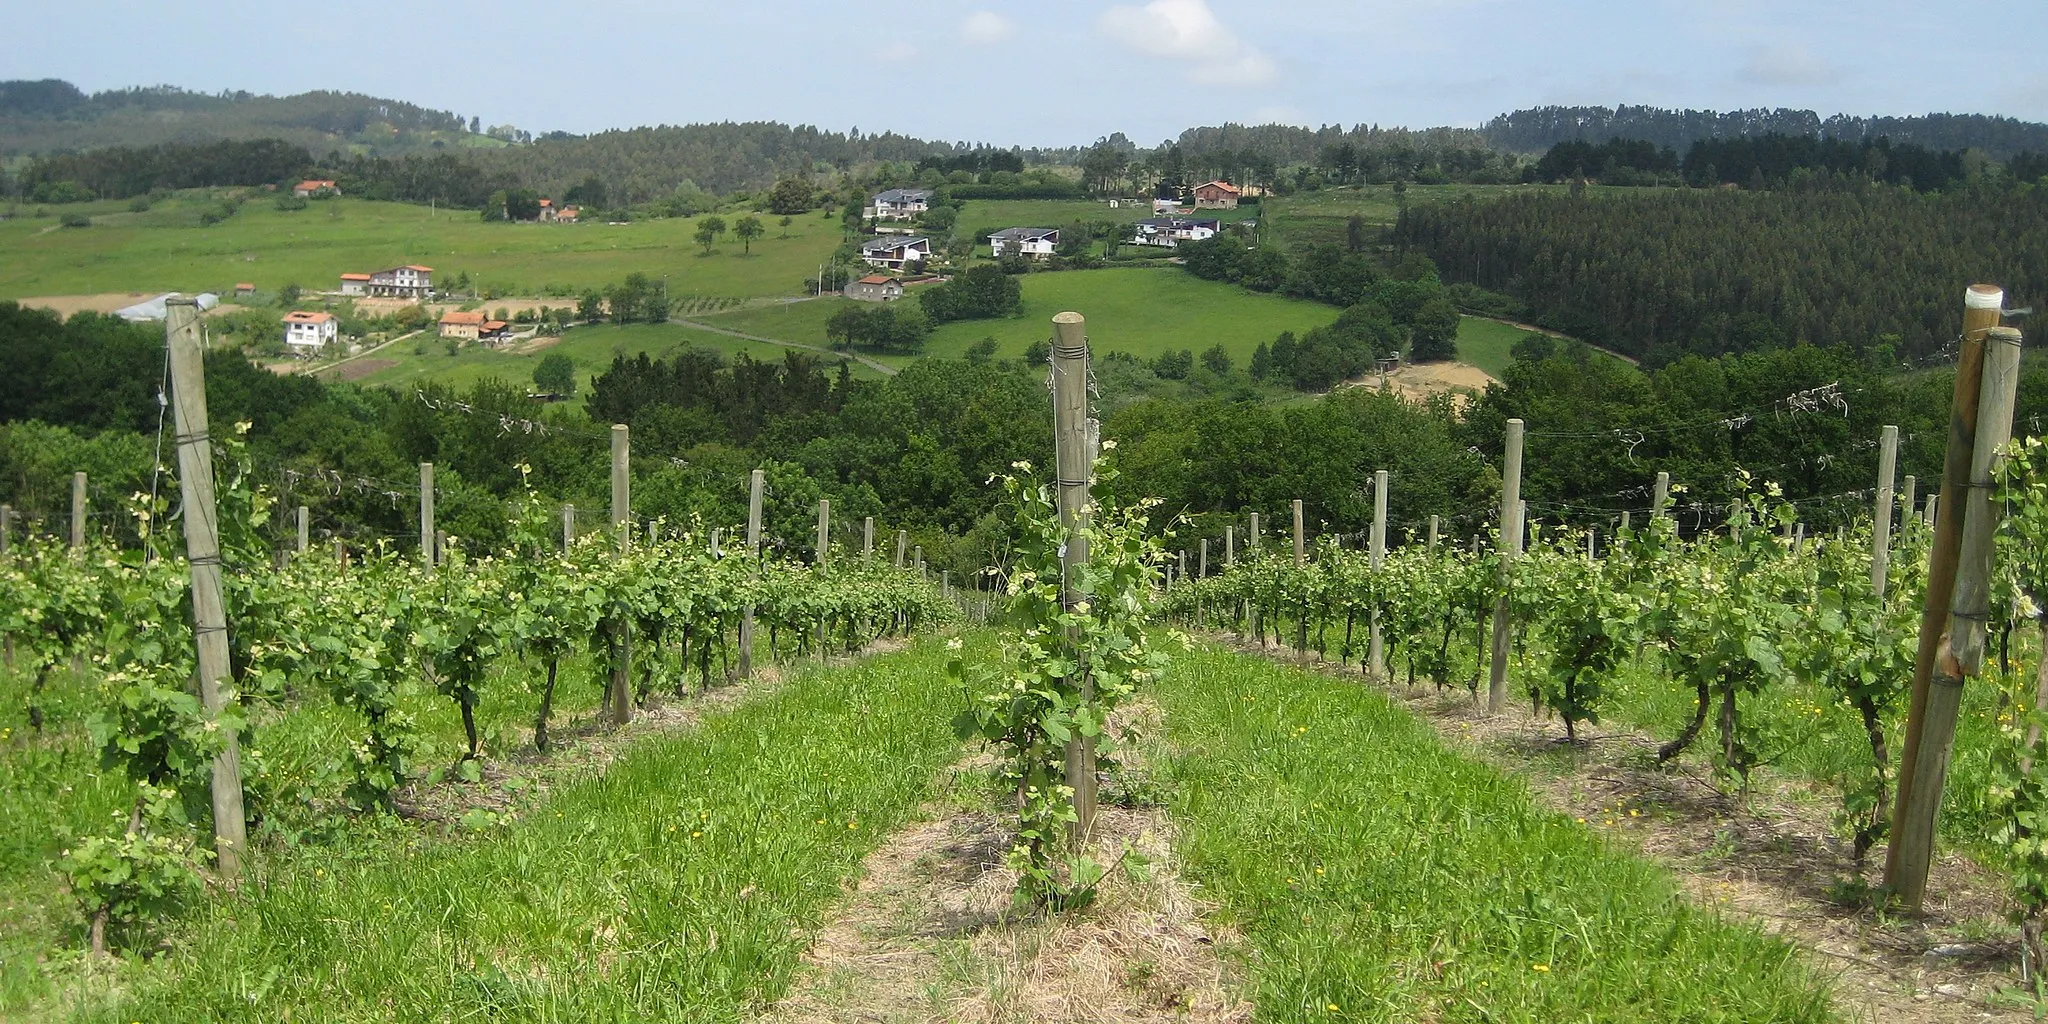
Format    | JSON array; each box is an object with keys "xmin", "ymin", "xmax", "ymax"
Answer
[
  {"xmin": 762, "ymin": 708, "xmax": 1249, "ymax": 1024},
  {"xmin": 1229, "ymin": 637, "xmax": 2035, "ymax": 1023}
]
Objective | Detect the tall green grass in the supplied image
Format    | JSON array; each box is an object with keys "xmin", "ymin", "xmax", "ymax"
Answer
[
  {"xmin": 1152, "ymin": 643, "xmax": 1835, "ymax": 1023},
  {"xmin": 42, "ymin": 636, "xmax": 970, "ymax": 1022}
]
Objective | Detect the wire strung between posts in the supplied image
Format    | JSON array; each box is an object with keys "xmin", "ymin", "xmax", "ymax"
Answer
[{"xmin": 1521, "ymin": 381, "xmax": 1868, "ymax": 440}]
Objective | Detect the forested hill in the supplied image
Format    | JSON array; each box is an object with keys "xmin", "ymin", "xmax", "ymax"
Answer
[
  {"xmin": 1483, "ymin": 105, "xmax": 2048, "ymax": 160},
  {"xmin": 0, "ymin": 79, "xmax": 480, "ymax": 158}
]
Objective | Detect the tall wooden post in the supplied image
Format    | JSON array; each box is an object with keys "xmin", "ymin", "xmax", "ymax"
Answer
[
  {"xmin": 1291, "ymin": 500, "xmax": 1305, "ymax": 567},
  {"xmin": 1620, "ymin": 511, "xmax": 1631, "ymax": 533},
  {"xmin": 1873, "ymin": 425, "xmax": 1899, "ymax": 598},
  {"xmin": 1901, "ymin": 475, "xmax": 1918, "ymax": 528},
  {"xmin": 418, "ymin": 463, "xmax": 435, "ymax": 566},
  {"xmin": 1225, "ymin": 525, "xmax": 1236, "ymax": 564},
  {"xmin": 1, "ymin": 504, "xmax": 12, "ymax": 676},
  {"xmin": 1652, "ymin": 471, "xmax": 1670, "ymax": 519},
  {"xmin": 815, "ymin": 499, "xmax": 831, "ymax": 659},
  {"xmin": 1427, "ymin": 514, "xmax": 1440, "ymax": 550},
  {"xmin": 738, "ymin": 469, "xmax": 765, "ymax": 680},
  {"xmin": 70, "ymin": 472, "xmax": 86, "ymax": 549},
  {"xmin": 1488, "ymin": 418, "xmax": 1524, "ymax": 713},
  {"xmin": 1369, "ymin": 469, "xmax": 1388, "ymax": 680},
  {"xmin": 863, "ymin": 516, "xmax": 875, "ymax": 562},
  {"xmin": 895, "ymin": 529, "xmax": 908, "ymax": 568},
  {"xmin": 562, "ymin": 504, "xmax": 575, "ymax": 550},
  {"xmin": 1052, "ymin": 311, "xmax": 1099, "ymax": 845},
  {"xmin": 1893, "ymin": 324, "xmax": 2022, "ymax": 908},
  {"xmin": 1925, "ymin": 493, "xmax": 1938, "ymax": 526},
  {"xmin": 165, "ymin": 299, "xmax": 247, "ymax": 878},
  {"xmin": 1199, "ymin": 537, "xmax": 1209, "ymax": 578},
  {"xmin": 608, "ymin": 425, "xmax": 632, "ymax": 725},
  {"xmin": 296, "ymin": 505, "xmax": 310, "ymax": 555},
  {"xmin": 1888, "ymin": 284, "xmax": 2006, "ymax": 902}
]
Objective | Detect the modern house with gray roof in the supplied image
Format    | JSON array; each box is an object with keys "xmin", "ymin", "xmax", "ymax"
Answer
[
  {"xmin": 865, "ymin": 188, "xmax": 936, "ymax": 222},
  {"xmin": 988, "ymin": 227, "xmax": 1059, "ymax": 259},
  {"xmin": 860, "ymin": 235, "xmax": 934, "ymax": 269}
]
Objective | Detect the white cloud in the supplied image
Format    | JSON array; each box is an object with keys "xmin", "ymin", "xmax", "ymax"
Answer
[
  {"xmin": 1098, "ymin": 0, "xmax": 1277, "ymax": 86},
  {"xmin": 1737, "ymin": 43, "xmax": 1835, "ymax": 86},
  {"xmin": 960, "ymin": 10, "xmax": 1016, "ymax": 45}
]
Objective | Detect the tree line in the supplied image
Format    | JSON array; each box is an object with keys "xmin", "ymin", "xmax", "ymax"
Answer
[
  {"xmin": 1391, "ymin": 180, "xmax": 2048, "ymax": 364},
  {"xmin": 1483, "ymin": 105, "xmax": 2048, "ymax": 161},
  {"xmin": 1528, "ymin": 134, "xmax": 1978, "ymax": 191}
]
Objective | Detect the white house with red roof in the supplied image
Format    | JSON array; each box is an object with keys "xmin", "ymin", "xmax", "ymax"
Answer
[
  {"xmin": 293, "ymin": 179, "xmax": 340, "ymax": 198},
  {"xmin": 282, "ymin": 311, "xmax": 336, "ymax": 356}
]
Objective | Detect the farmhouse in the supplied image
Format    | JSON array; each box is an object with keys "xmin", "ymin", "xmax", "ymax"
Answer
[
  {"xmin": 234, "ymin": 282, "xmax": 256, "ymax": 297},
  {"xmin": 1192, "ymin": 180, "xmax": 1242, "ymax": 209},
  {"xmin": 1130, "ymin": 217, "xmax": 1220, "ymax": 248},
  {"xmin": 346, "ymin": 265, "xmax": 435, "ymax": 299},
  {"xmin": 846, "ymin": 275, "xmax": 905, "ymax": 302},
  {"xmin": 282, "ymin": 311, "xmax": 336, "ymax": 356},
  {"xmin": 989, "ymin": 227, "xmax": 1059, "ymax": 259},
  {"xmin": 538, "ymin": 199, "xmax": 582, "ymax": 223},
  {"xmin": 479, "ymin": 320, "xmax": 511, "ymax": 345},
  {"xmin": 860, "ymin": 236, "xmax": 933, "ymax": 270},
  {"xmin": 293, "ymin": 179, "xmax": 340, "ymax": 198},
  {"xmin": 866, "ymin": 188, "xmax": 935, "ymax": 222},
  {"xmin": 439, "ymin": 309, "xmax": 487, "ymax": 341}
]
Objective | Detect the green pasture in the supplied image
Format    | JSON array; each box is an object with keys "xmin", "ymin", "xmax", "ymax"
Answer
[
  {"xmin": 1261, "ymin": 183, "xmax": 1616, "ymax": 250},
  {"xmin": 338, "ymin": 320, "xmax": 874, "ymax": 395},
  {"xmin": 0, "ymin": 193, "xmax": 841, "ymax": 301},
  {"xmin": 701, "ymin": 267, "xmax": 1340, "ymax": 366}
]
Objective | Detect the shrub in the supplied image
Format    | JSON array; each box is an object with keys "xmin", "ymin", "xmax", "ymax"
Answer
[{"xmin": 60, "ymin": 213, "xmax": 91, "ymax": 228}]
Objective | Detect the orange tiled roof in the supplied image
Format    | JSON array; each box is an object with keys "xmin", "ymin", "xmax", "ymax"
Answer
[
  {"xmin": 283, "ymin": 311, "xmax": 333, "ymax": 324},
  {"xmin": 339, "ymin": 273, "xmax": 372, "ymax": 280},
  {"xmin": 403, "ymin": 265, "xmax": 435, "ymax": 273},
  {"xmin": 439, "ymin": 310, "xmax": 487, "ymax": 325},
  {"xmin": 856, "ymin": 275, "xmax": 894, "ymax": 285}
]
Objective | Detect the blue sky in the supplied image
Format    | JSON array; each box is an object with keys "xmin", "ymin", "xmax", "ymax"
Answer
[{"xmin": 12, "ymin": 0, "xmax": 2047, "ymax": 146}]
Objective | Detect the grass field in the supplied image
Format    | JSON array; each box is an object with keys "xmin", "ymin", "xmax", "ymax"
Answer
[
  {"xmin": 47, "ymin": 637, "xmax": 974, "ymax": 1022},
  {"xmin": 1260, "ymin": 183, "xmax": 1640, "ymax": 251},
  {"xmin": 0, "ymin": 192, "xmax": 843, "ymax": 301},
  {"xmin": 701, "ymin": 267, "xmax": 1340, "ymax": 366},
  {"xmin": 1454, "ymin": 317, "xmax": 1547, "ymax": 378},
  {"xmin": 340, "ymin": 319, "xmax": 877, "ymax": 394},
  {"xmin": 1155, "ymin": 644, "xmax": 1833, "ymax": 1022}
]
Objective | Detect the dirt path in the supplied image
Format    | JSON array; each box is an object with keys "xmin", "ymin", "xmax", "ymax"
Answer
[
  {"xmin": 675, "ymin": 317, "xmax": 899, "ymax": 377},
  {"xmin": 306, "ymin": 329, "xmax": 426, "ymax": 378},
  {"xmin": 1223, "ymin": 637, "xmax": 2033, "ymax": 1023},
  {"xmin": 761, "ymin": 706, "xmax": 1247, "ymax": 1024}
]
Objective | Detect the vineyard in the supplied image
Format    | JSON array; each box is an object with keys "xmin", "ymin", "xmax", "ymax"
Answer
[{"xmin": 10, "ymin": 300, "xmax": 2048, "ymax": 1023}]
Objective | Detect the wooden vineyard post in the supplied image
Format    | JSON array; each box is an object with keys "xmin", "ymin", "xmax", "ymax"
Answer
[
  {"xmin": 418, "ymin": 463, "xmax": 435, "ymax": 566},
  {"xmin": 1887, "ymin": 284, "xmax": 2008, "ymax": 904},
  {"xmin": 1199, "ymin": 538, "xmax": 1209, "ymax": 578},
  {"xmin": 1652, "ymin": 471, "xmax": 1670, "ymax": 519},
  {"xmin": 1428, "ymin": 514, "xmax": 1440, "ymax": 550},
  {"xmin": 1873, "ymin": 425, "xmax": 1899, "ymax": 598},
  {"xmin": 738, "ymin": 469, "xmax": 765, "ymax": 681},
  {"xmin": 1488, "ymin": 418, "xmax": 1524, "ymax": 713},
  {"xmin": 1, "ymin": 504, "xmax": 11, "ymax": 676},
  {"xmin": 296, "ymin": 505, "xmax": 310, "ymax": 556},
  {"xmin": 815, "ymin": 499, "xmax": 830, "ymax": 660},
  {"xmin": 1051, "ymin": 310, "xmax": 1099, "ymax": 846},
  {"xmin": 71, "ymin": 472, "xmax": 86, "ymax": 549},
  {"xmin": 1225, "ymin": 525, "xmax": 1235, "ymax": 565},
  {"xmin": 1249, "ymin": 512, "xmax": 1261, "ymax": 554},
  {"xmin": 608, "ymin": 424, "xmax": 632, "ymax": 726},
  {"xmin": 562, "ymin": 504, "xmax": 575, "ymax": 550},
  {"xmin": 1292, "ymin": 500, "xmax": 1305, "ymax": 567},
  {"xmin": 863, "ymin": 516, "xmax": 875, "ymax": 562},
  {"xmin": 1620, "ymin": 511, "xmax": 1631, "ymax": 533},
  {"xmin": 1925, "ymin": 494, "xmax": 1938, "ymax": 526},
  {"xmin": 895, "ymin": 529, "xmax": 908, "ymax": 568},
  {"xmin": 165, "ymin": 299, "xmax": 248, "ymax": 879},
  {"xmin": 1369, "ymin": 469, "xmax": 1388, "ymax": 680},
  {"xmin": 1902, "ymin": 475, "xmax": 1918, "ymax": 528}
]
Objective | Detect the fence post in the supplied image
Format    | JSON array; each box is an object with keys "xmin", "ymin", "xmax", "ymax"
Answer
[
  {"xmin": 1652, "ymin": 471, "xmax": 1670, "ymax": 519},
  {"xmin": 1488, "ymin": 418, "xmax": 1524, "ymax": 713},
  {"xmin": 562, "ymin": 504, "xmax": 575, "ymax": 550},
  {"xmin": 166, "ymin": 299, "xmax": 248, "ymax": 879},
  {"xmin": 1925, "ymin": 493, "xmax": 1938, "ymax": 526},
  {"xmin": 863, "ymin": 516, "xmax": 875, "ymax": 562},
  {"xmin": 1427, "ymin": 513, "xmax": 1440, "ymax": 550},
  {"xmin": 1887, "ymin": 284, "xmax": 2006, "ymax": 905},
  {"xmin": 815, "ymin": 499, "xmax": 830, "ymax": 660},
  {"xmin": 1052, "ymin": 310, "xmax": 1099, "ymax": 845},
  {"xmin": 895, "ymin": 529, "xmax": 908, "ymax": 568},
  {"xmin": 608, "ymin": 425, "xmax": 632, "ymax": 725},
  {"xmin": 1, "ymin": 504, "xmax": 11, "ymax": 676},
  {"xmin": 419, "ymin": 463, "xmax": 435, "ymax": 566},
  {"xmin": 1873, "ymin": 424, "xmax": 1899, "ymax": 598},
  {"xmin": 1224, "ymin": 525, "xmax": 1235, "ymax": 564},
  {"xmin": 296, "ymin": 505, "xmax": 310, "ymax": 555},
  {"xmin": 71, "ymin": 472, "xmax": 86, "ymax": 549},
  {"xmin": 1199, "ymin": 537, "xmax": 1209, "ymax": 578},
  {"xmin": 1291, "ymin": 499, "xmax": 1305, "ymax": 567},
  {"xmin": 1369, "ymin": 469, "xmax": 1388, "ymax": 680},
  {"xmin": 738, "ymin": 468, "xmax": 765, "ymax": 681}
]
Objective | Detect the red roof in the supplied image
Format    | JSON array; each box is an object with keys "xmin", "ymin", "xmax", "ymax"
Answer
[
  {"xmin": 403, "ymin": 265, "xmax": 435, "ymax": 273},
  {"xmin": 440, "ymin": 310, "xmax": 487, "ymax": 325},
  {"xmin": 283, "ymin": 311, "xmax": 333, "ymax": 324},
  {"xmin": 856, "ymin": 275, "xmax": 895, "ymax": 285},
  {"xmin": 296, "ymin": 179, "xmax": 337, "ymax": 190},
  {"xmin": 339, "ymin": 273, "xmax": 372, "ymax": 281},
  {"xmin": 1194, "ymin": 180, "xmax": 1241, "ymax": 194},
  {"xmin": 481, "ymin": 320, "xmax": 508, "ymax": 331},
  {"xmin": 538, "ymin": 198, "xmax": 553, "ymax": 207},
  {"xmin": 235, "ymin": 282, "xmax": 255, "ymax": 290}
]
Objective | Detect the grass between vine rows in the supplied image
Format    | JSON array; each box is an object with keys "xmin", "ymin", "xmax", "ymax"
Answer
[
  {"xmin": 1151, "ymin": 641, "xmax": 1835, "ymax": 1023},
  {"xmin": 40, "ymin": 634, "xmax": 973, "ymax": 1022}
]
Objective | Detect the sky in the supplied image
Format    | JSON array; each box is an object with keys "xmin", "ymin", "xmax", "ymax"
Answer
[{"xmin": 9, "ymin": 0, "xmax": 2048, "ymax": 147}]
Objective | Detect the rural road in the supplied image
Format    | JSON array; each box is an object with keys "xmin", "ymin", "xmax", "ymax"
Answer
[
  {"xmin": 674, "ymin": 317, "xmax": 898, "ymax": 376},
  {"xmin": 307, "ymin": 328, "xmax": 426, "ymax": 377}
]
